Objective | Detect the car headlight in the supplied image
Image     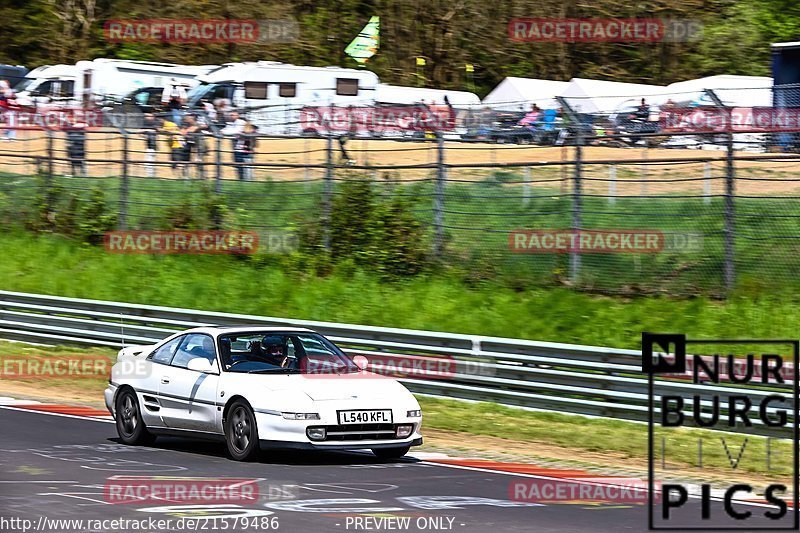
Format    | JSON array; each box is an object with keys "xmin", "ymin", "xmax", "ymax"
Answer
[
  {"xmin": 406, "ymin": 410, "xmax": 422, "ymax": 417},
  {"xmin": 282, "ymin": 412, "xmax": 320, "ymax": 420}
]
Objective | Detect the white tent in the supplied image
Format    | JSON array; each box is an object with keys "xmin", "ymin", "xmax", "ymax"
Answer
[
  {"xmin": 374, "ymin": 84, "xmax": 480, "ymax": 108},
  {"xmin": 662, "ymin": 75, "xmax": 772, "ymax": 107},
  {"xmin": 481, "ymin": 77, "xmax": 569, "ymax": 111},
  {"xmin": 559, "ymin": 78, "xmax": 666, "ymax": 115}
]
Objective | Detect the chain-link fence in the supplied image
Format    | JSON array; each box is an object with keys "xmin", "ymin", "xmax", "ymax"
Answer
[{"xmin": 1, "ymin": 91, "xmax": 800, "ymax": 297}]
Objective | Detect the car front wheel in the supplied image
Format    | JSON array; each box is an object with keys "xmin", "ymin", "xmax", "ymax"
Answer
[
  {"xmin": 372, "ymin": 446, "xmax": 411, "ymax": 460},
  {"xmin": 115, "ymin": 389, "xmax": 155, "ymax": 446},
  {"xmin": 225, "ymin": 401, "xmax": 260, "ymax": 461}
]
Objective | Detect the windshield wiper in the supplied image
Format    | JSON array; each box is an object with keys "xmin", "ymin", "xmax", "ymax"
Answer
[{"xmin": 247, "ymin": 368, "xmax": 302, "ymax": 374}]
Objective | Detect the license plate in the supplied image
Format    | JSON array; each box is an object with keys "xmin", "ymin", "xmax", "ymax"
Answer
[{"xmin": 338, "ymin": 409, "xmax": 392, "ymax": 424}]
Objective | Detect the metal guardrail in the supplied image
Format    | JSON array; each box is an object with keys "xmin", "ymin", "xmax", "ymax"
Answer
[{"xmin": 0, "ymin": 290, "xmax": 791, "ymax": 437}]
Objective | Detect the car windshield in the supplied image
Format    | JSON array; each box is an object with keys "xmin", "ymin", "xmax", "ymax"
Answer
[
  {"xmin": 218, "ymin": 331, "xmax": 359, "ymax": 374},
  {"xmin": 13, "ymin": 78, "xmax": 35, "ymax": 92}
]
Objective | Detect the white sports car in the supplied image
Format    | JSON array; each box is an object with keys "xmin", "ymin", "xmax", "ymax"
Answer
[{"xmin": 105, "ymin": 326, "xmax": 423, "ymax": 461}]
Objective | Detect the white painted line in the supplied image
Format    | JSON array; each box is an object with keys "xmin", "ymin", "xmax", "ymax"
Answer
[{"xmin": 0, "ymin": 405, "xmax": 115, "ymax": 424}]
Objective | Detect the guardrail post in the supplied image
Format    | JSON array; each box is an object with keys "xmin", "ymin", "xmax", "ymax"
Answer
[
  {"xmin": 570, "ymin": 133, "xmax": 583, "ymax": 285},
  {"xmin": 433, "ymin": 131, "xmax": 446, "ymax": 259},
  {"xmin": 322, "ymin": 134, "xmax": 334, "ymax": 251},
  {"xmin": 119, "ymin": 130, "xmax": 129, "ymax": 230}
]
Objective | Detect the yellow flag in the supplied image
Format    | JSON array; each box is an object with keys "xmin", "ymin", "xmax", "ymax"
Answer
[
  {"xmin": 416, "ymin": 57, "xmax": 426, "ymax": 66},
  {"xmin": 465, "ymin": 63, "xmax": 474, "ymax": 73}
]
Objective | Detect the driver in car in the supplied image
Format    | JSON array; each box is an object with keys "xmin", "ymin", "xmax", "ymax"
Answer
[{"xmin": 260, "ymin": 335, "xmax": 289, "ymax": 367}]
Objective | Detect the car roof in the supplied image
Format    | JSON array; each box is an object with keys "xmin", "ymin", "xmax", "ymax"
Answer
[{"xmin": 180, "ymin": 325, "xmax": 318, "ymax": 336}]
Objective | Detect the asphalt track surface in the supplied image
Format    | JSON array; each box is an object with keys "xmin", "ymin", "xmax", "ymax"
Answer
[{"xmin": 0, "ymin": 407, "xmax": 789, "ymax": 533}]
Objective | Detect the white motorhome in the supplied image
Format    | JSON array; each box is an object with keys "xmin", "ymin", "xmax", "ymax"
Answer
[
  {"xmin": 186, "ymin": 61, "xmax": 380, "ymax": 134},
  {"xmin": 14, "ymin": 59, "xmax": 216, "ymax": 109}
]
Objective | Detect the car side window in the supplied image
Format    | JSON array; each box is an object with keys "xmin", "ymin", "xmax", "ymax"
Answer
[
  {"xmin": 171, "ymin": 333, "xmax": 216, "ymax": 369},
  {"xmin": 148, "ymin": 336, "xmax": 182, "ymax": 365}
]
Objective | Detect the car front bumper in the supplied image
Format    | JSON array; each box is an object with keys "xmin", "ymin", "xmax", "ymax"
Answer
[{"xmin": 253, "ymin": 405, "xmax": 423, "ymax": 450}]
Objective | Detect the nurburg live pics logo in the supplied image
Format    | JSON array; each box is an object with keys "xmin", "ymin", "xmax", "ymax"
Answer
[{"xmin": 642, "ymin": 332, "xmax": 799, "ymax": 530}]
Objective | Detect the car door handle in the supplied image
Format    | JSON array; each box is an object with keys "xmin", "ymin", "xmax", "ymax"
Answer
[{"xmin": 161, "ymin": 377, "xmax": 170, "ymax": 384}]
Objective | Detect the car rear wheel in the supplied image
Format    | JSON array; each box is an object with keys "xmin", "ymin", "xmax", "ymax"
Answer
[
  {"xmin": 115, "ymin": 389, "xmax": 155, "ymax": 446},
  {"xmin": 225, "ymin": 401, "xmax": 260, "ymax": 461},
  {"xmin": 372, "ymin": 446, "xmax": 411, "ymax": 460}
]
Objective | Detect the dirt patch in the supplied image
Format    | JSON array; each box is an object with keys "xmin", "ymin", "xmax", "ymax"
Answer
[{"xmin": 2, "ymin": 129, "xmax": 799, "ymax": 195}]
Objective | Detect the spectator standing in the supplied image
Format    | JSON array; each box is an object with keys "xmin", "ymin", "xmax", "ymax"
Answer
[
  {"xmin": 161, "ymin": 78, "xmax": 187, "ymax": 125},
  {"xmin": 233, "ymin": 121, "xmax": 258, "ymax": 181},
  {"xmin": 182, "ymin": 113, "xmax": 209, "ymax": 179},
  {"xmin": 0, "ymin": 80, "xmax": 17, "ymax": 141},
  {"xmin": 142, "ymin": 113, "xmax": 158, "ymax": 178},
  {"xmin": 161, "ymin": 116, "xmax": 188, "ymax": 178},
  {"xmin": 337, "ymin": 106, "xmax": 358, "ymax": 165},
  {"xmin": 65, "ymin": 120, "xmax": 87, "ymax": 177}
]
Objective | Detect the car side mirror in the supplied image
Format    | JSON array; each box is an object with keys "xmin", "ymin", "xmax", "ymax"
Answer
[
  {"xmin": 187, "ymin": 357, "xmax": 216, "ymax": 373},
  {"xmin": 352, "ymin": 355, "xmax": 369, "ymax": 371}
]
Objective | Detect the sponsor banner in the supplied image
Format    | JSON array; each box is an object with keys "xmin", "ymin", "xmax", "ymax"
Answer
[
  {"xmin": 104, "ymin": 231, "xmax": 259, "ymax": 255},
  {"xmin": 104, "ymin": 476, "xmax": 259, "ymax": 505},
  {"xmin": 508, "ymin": 18, "xmax": 701, "ymax": 43},
  {"xmin": 0, "ymin": 355, "xmax": 111, "ymax": 380},
  {"xmin": 0, "ymin": 109, "xmax": 104, "ymax": 129},
  {"xmin": 510, "ymin": 477, "xmax": 655, "ymax": 504},
  {"xmin": 660, "ymin": 107, "xmax": 800, "ymax": 133},
  {"xmin": 299, "ymin": 105, "xmax": 456, "ymax": 134},
  {"xmin": 104, "ymin": 19, "xmax": 299, "ymax": 44}
]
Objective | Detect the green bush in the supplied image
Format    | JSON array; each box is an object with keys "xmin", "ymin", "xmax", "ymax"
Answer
[{"xmin": 298, "ymin": 173, "xmax": 429, "ymax": 278}]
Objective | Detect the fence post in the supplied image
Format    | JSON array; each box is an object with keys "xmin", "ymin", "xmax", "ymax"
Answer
[
  {"xmin": 523, "ymin": 166, "xmax": 531, "ymax": 207},
  {"xmin": 570, "ymin": 134, "xmax": 583, "ymax": 285},
  {"xmin": 703, "ymin": 161, "xmax": 711, "ymax": 205},
  {"xmin": 705, "ymin": 89, "xmax": 735, "ymax": 293},
  {"xmin": 214, "ymin": 133, "xmax": 222, "ymax": 194},
  {"xmin": 433, "ymin": 131, "xmax": 446, "ymax": 258},
  {"xmin": 608, "ymin": 164, "xmax": 617, "ymax": 205},
  {"xmin": 119, "ymin": 130, "xmax": 129, "ymax": 230},
  {"xmin": 322, "ymin": 134, "xmax": 334, "ymax": 251},
  {"xmin": 46, "ymin": 129, "xmax": 54, "ymax": 180},
  {"xmin": 723, "ymin": 128, "xmax": 736, "ymax": 293}
]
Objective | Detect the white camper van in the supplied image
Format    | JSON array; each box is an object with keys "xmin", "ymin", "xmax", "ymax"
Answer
[
  {"xmin": 14, "ymin": 59, "xmax": 215, "ymax": 109},
  {"xmin": 186, "ymin": 62, "xmax": 380, "ymax": 134}
]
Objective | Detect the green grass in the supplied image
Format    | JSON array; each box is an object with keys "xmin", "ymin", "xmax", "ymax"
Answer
[
  {"xmin": 4, "ymin": 169, "xmax": 800, "ymax": 295},
  {"xmin": 0, "ymin": 231, "xmax": 799, "ymax": 349}
]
